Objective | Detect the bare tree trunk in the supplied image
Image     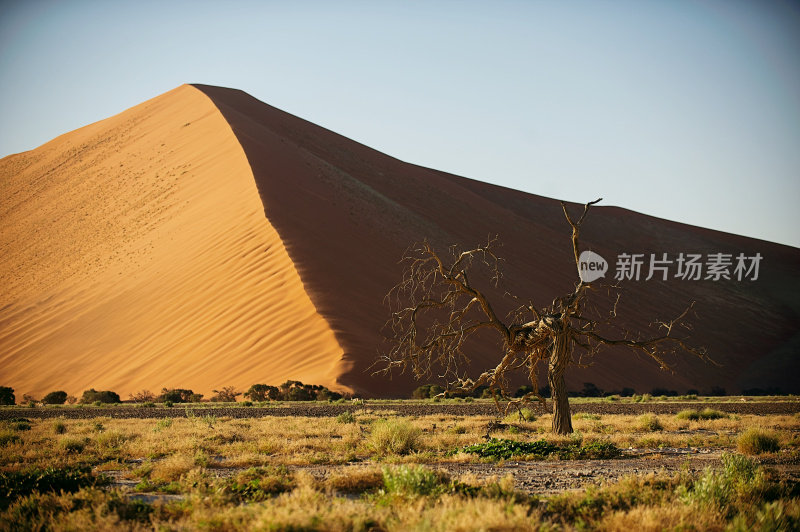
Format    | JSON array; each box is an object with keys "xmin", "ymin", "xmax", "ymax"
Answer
[{"xmin": 548, "ymin": 329, "xmax": 573, "ymax": 435}]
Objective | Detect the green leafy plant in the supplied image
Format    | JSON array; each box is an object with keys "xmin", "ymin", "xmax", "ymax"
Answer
[
  {"xmin": 457, "ymin": 438, "xmax": 621, "ymax": 460},
  {"xmin": 382, "ymin": 465, "xmax": 446, "ymax": 497}
]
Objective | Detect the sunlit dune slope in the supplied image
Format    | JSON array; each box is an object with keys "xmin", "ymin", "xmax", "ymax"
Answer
[
  {"xmin": 0, "ymin": 85, "xmax": 346, "ymax": 400},
  {"xmin": 197, "ymin": 84, "xmax": 800, "ymax": 396}
]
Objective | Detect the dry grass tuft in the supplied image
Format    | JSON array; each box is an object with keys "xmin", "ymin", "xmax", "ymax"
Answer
[
  {"xmin": 737, "ymin": 428, "xmax": 780, "ymax": 455},
  {"xmin": 149, "ymin": 454, "xmax": 195, "ymax": 482},
  {"xmin": 369, "ymin": 419, "xmax": 421, "ymax": 455},
  {"xmin": 325, "ymin": 466, "xmax": 384, "ymax": 494}
]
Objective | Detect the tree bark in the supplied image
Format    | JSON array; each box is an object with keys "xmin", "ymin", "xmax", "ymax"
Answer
[{"xmin": 548, "ymin": 329, "xmax": 573, "ymax": 435}]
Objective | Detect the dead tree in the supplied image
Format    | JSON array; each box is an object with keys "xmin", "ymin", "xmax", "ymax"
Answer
[{"xmin": 378, "ymin": 198, "xmax": 708, "ymax": 434}]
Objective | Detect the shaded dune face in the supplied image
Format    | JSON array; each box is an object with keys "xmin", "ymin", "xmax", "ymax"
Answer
[
  {"xmin": 0, "ymin": 85, "xmax": 346, "ymax": 400},
  {"xmin": 196, "ymin": 84, "xmax": 800, "ymax": 396},
  {"xmin": 1, "ymin": 84, "xmax": 798, "ymax": 400}
]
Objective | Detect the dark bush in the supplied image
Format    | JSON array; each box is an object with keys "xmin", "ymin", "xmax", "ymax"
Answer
[
  {"xmin": 156, "ymin": 388, "xmax": 200, "ymax": 403},
  {"xmin": 78, "ymin": 389, "xmax": 120, "ymax": 404},
  {"xmin": 42, "ymin": 391, "xmax": 68, "ymax": 405},
  {"xmin": 651, "ymin": 388, "xmax": 678, "ymax": 397},
  {"xmin": 243, "ymin": 381, "xmax": 344, "ymax": 401},
  {"xmin": 286, "ymin": 386, "xmax": 314, "ymax": 401},
  {"xmin": 317, "ymin": 388, "xmax": 343, "ymax": 401},
  {"xmin": 244, "ymin": 384, "xmax": 280, "ymax": 401},
  {"xmin": 741, "ymin": 387, "xmax": 784, "ymax": 396},
  {"xmin": 210, "ymin": 386, "xmax": 241, "ymax": 402},
  {"xmin": 411, "ymin": 384, "xmax": 445, "ymax": 399},
  {"xmin": 0, "ymin": 386, "xmax": 14, "ymax": 405},
  {"xmin": 581, "ymin": 382, "xmax": 603, "ymax": 397},
  {"xmin": 709, "ymin": 386, "xmax": 727, "ymax": 396},
  {"xmin": 129, "ymin": 390, "xmax": 155, "ymax": 402},
  {"xmin": 514, "ymin": 385, "xmax": 534, "ymax": 398},
  {"xmin": 0, "ymin": 466, "xmax": 102, "ymax": 507}
]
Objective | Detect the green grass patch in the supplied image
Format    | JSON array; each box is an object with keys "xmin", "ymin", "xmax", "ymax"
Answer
[
  {"xmin": 456, "ymin": 438, "xmax": 621, "ymax": 460},
  {"xmin": 382, "ymin": 464, "xmax": 446, "ymax": 497},
  {"xmin": 676, "ymin": 408, "xmax": 727, "ymax": 421}
]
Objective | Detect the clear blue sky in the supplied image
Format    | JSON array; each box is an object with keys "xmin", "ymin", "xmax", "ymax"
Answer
[{"xmin": 2, "ymin": 0, "xmax": 798, "ymax": 247}]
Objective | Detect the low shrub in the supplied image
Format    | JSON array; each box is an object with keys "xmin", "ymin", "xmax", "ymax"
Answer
[
  {"xmin": 457, "ymin": 438, "xmax": 621, "ymax": 460},
  {"xmin": 244, "ymin": 384, "xmax": 280, "ymax": 401},
  {"xmin": 129, "ymin": 390, "xmax": 155, "ymax": 402},
  {"xmin": 42, "ymin": 391, "xmax": 68, "ymax": 405},
  {"xmin": 226, "ymin": 466, "xmax": 294, "ymax": 501},
  {"xmin": 369, "ymin": 419, "xmax": 421, "ymax": 455},
  {"xmin": 412, "ymin": 384, "xmax": 445, "ymax": 399},
  {"xmin": 210, "ymin": 386, "xmax": 241, "ymax": 402},
  {"xmin": 0, "ymin": 431, "xmax": 21, "ymax": 446},
  {"xmin": 79, "ymin": 389, "xmax": 120, "ymax": 404},
  {"xmin": 53, "ymin": 420, "xmax": 67, "ymax": 434},
  {"xmin": 60, "ymin": 437, "xmax": 86, "ymax": 453},
  {"xmin": 153, "ymin": 418, "xmax": 172, "ymax": 432},
  {"xmin": 0, "ymin": 466, "xmax": 101, "ymax": 506},
  {"xmin": 677, "ymin": 453, "xmax": 767, "ymax": 513},
  {"xmin": 96, "ymin": 431, "xmax": 127, "ymax": 451},
  {"xmin": 676, "ymin": 408, "xmax": 726, "ymax": 421},
  {"xmin": 326, "ymin": 468, "xmax": 384, "ymax": 494},
  {"xmin": 504, "ymin": 408, "xmax": 536, "ymax": 423},
  {"xmin": 737, "ymin": 428, "xmax": 780, "ymax": 455},
  {"xmin": 0, "ymin": 386, "xmax": 15, "ymax": 405},
  {"xmin": 336, "ymin": 411, "xmax": 356, "ymax": 424},
  {"xmin": 382, "ymin": 465, "xmax": 447, "ymax": 497},
  {"xmin": 156, "ymin": 388, "xmax": 200, "ymax": 403},
  {"xmin": 5, "ymin": 418, "xmax": 31, "ymax": 431},
  {"xmin": 636, "ymin": 413, "xmax": 664, "ymax": 432}
]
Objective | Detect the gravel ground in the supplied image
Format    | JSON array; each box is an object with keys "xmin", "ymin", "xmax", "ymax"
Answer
[{"xmin": 1, "ymin": 400, "xmax": 798, "ymax": 420}]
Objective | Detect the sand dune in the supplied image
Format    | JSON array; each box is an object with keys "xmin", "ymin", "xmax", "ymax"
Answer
[
  {"xmin": 0, "ymin": 85, "xmax": 346, "ymax": 400},
  {"xmin": 1, "ymin": 84, "xmax": 798, "ymax": 400}
]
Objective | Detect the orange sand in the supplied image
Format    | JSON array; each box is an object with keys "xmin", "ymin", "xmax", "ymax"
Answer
[{"xmin": 0, "ymin": 85, "xmax": 347, "ymax": 400}]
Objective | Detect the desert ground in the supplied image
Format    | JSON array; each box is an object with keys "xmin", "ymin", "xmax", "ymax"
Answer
[{"xmin": 1, "ymin": 396, "xmax": 798, "ymax": 530}]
